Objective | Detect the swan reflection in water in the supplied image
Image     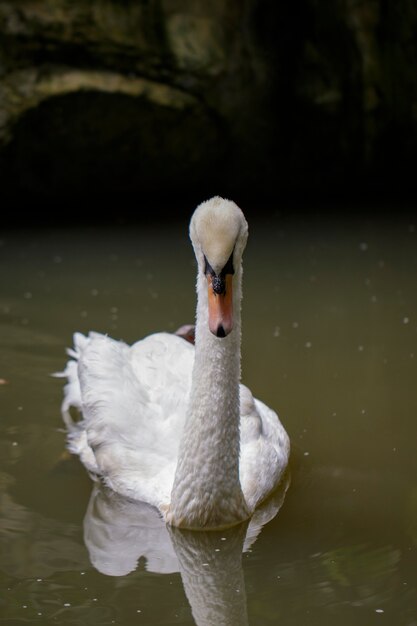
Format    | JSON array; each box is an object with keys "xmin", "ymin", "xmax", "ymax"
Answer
[{"xmin": 83, "ymin": 475, "xmax": 290, "ymax": 626}]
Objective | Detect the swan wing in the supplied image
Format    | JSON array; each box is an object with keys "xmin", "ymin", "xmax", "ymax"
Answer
[
  {"xmin": 239, "ymin": 384, "xmax": 290, "ymax": 511},
  {"xmin": 61, "ymin": 331, "xmax": 194, "ymax": 510}
]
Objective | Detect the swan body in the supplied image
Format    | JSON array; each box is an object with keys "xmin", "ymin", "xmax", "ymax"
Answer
[{"xmin": 60, "ymin": 197, "xmax": 290, "ymax": 529}]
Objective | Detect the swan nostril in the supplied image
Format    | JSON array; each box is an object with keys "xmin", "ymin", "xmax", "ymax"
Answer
[{"xmin": 216, "ymin": 325, "xmax": 226, "ymax": 338}]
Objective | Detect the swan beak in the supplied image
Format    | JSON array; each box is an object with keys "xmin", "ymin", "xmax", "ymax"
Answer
[{"xmin": 207, "ymin": 274, "xmax": 233, "ymax": 337}]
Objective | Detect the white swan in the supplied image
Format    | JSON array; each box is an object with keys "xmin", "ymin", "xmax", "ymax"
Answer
[{"xmin": 59, "ymin": 196, "xmax": 290, "ymax": 530}]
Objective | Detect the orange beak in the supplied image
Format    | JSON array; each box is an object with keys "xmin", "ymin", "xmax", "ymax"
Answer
[{"xmin": 207, "ymin": 274, "xmax": 233, "ymax": 337}]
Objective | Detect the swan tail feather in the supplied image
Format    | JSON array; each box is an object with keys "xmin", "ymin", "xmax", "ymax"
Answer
[{"xmin": 54, "ymin": 332, "xmax": 91, "ymax": 431}]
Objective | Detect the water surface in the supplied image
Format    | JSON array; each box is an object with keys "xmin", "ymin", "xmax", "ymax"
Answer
[{"xmin": 1, "ymin": 211, "xmax": 416, "ymax": 625}]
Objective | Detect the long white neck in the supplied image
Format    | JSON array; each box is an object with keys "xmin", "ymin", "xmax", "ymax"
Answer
[{"xmin": 169, "ymin": 264, "xmax": 249, "ymax": 529}]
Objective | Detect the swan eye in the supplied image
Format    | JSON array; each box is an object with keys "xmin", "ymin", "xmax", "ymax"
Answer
[
  {"xmin": 222, "ymin": 251, "xmax": 235, "ymax": 276},
  {"xmin": 204, "ymin": 256, "xmax": 215, "ymax": 277}
]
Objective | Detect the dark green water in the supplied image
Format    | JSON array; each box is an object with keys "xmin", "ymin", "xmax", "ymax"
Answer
[{"xmin": 1, "ymin": 212, "xmax": 416, "ymax": 625}]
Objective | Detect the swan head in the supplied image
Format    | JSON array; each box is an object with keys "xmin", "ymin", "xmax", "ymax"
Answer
[{"xmin": 190, "ymin": 196, "xmax": 248, "ymax": 338}]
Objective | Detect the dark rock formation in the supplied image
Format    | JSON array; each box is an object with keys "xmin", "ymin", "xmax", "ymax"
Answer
[{"xmin": 0, "ymin": 0, "xmax": 416, "ymax": 218}]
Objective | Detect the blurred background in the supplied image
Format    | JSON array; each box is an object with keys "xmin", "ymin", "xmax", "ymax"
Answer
[{"xmin": 0, "ymin": 0, "xmax": 416, "ymax": 223}]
